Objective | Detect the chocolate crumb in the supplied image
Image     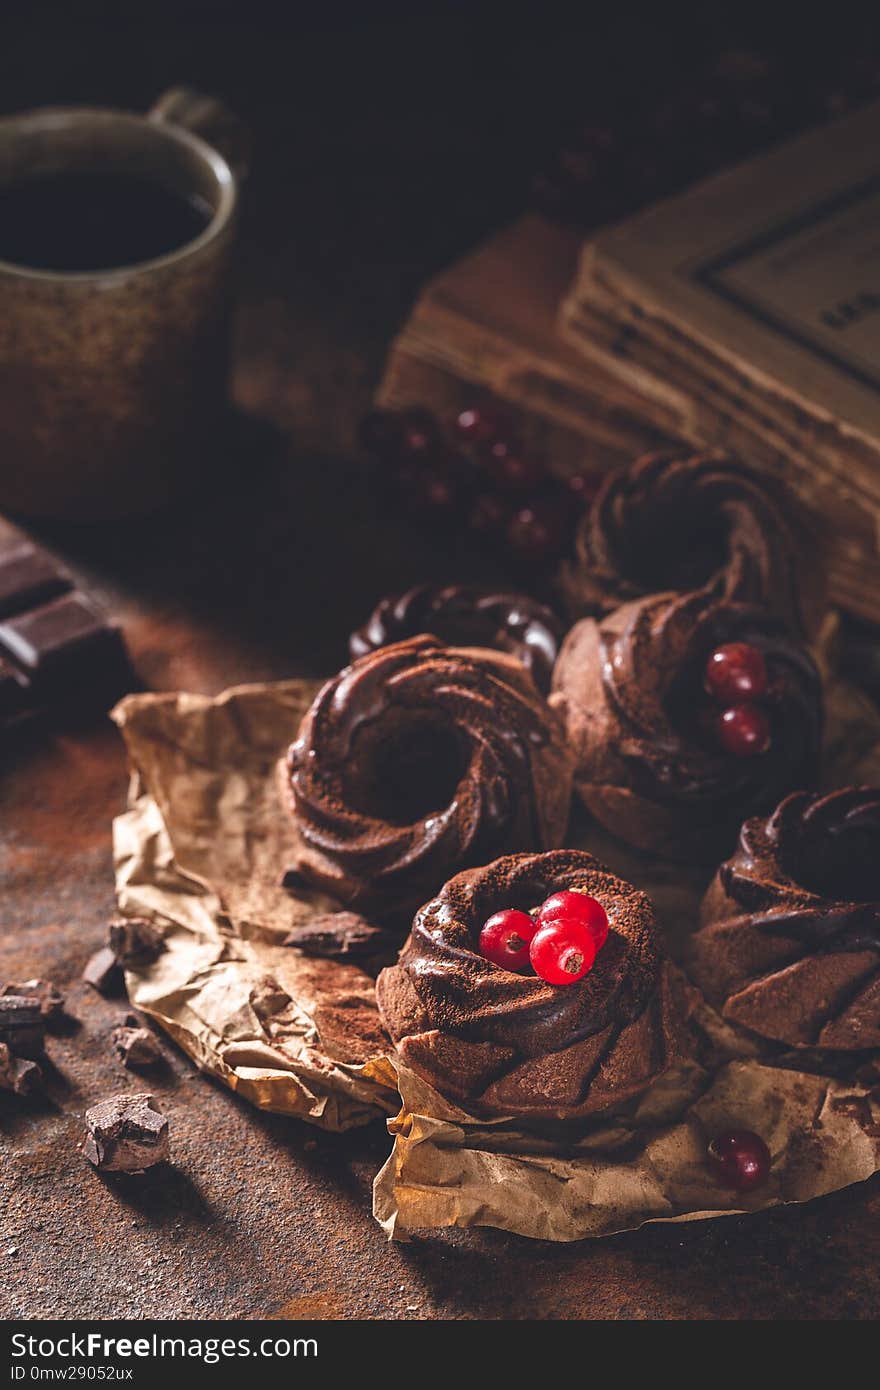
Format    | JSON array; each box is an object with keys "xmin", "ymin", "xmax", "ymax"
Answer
[
  {"xmin": 111, "ymin": 1020, "xmax": 163, "ymax": 1071},
  {"xmin": 82, "ymin": 1093, "xmax": 169, "ymax": 1173},
  {"xmin": 107, "ymin": 917, "xmax": 164, "ymax": 967},
  {"xmin": 283, "ymin": 911, "xmax": 397, "ymax": 961},
  {"xmin": 0, "ymin": 1041, "xmax": 43, "ymax": 1096},
  {"xmin": 82, "ymin": 947, "xmax": 125, "ymax": 997}
]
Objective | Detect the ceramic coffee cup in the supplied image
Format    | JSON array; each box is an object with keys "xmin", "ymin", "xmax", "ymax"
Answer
[{"xmin": 0, "ymin": 89, "xmax": 245, "ymax": 521}]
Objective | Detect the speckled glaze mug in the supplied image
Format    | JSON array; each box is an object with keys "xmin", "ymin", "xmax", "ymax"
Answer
[{"xmin": 0, "ymin": 89, "xmax": 243, "ymax": 521}]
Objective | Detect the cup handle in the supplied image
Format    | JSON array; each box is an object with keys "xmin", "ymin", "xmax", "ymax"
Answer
[{"xmin": 148, "ymin": 87, "xmax": 250, "ymax": 181}]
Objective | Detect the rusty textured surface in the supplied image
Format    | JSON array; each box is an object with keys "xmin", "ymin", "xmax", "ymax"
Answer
[{"xmin": 3, "ymin": 4, "xmax": 880, "ymax": 1321}]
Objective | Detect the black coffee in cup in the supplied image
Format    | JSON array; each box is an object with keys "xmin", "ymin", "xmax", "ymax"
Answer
[{"xmin": 0, "ymin": 170, "xmax": 213, "ymax": 272}]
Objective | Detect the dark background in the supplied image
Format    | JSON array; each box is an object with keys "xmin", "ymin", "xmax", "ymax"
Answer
[
  {"xmin": 2, "ymin": 1, "xmax": 880, "ymax": 1321},
  {"xmin": 4, "ymin": 1, "xmax": 878, "ymax": 682}
]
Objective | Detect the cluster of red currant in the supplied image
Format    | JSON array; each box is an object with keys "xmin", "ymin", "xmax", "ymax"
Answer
[
  {"xmin": 479, "ymin": 889, "xmax": 609, "ymax": 986},
  {"xmin": 358, "ymin": 402, "xmax": 600, "ymax": 569},
  {"xmin": 704, "ymin": 641, "xmax": 772, "ymax": 758}
]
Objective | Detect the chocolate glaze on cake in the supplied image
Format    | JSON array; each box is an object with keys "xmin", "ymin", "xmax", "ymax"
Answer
[
  {"xmin": 286, "ymin": 636, "xmax": 573, "ymax": 918},
  {"xmin": 349, "ymin": 585, "xmax": 563, "ymax": 693},
  {"xmin": 560, "ymin": 451, "xmax": 826, "ymax": 640},
  {"xmin": 550, "ymin": 590, "xmax": 823, "ymax": 861},
  {"xmin": 377, "ymin": 849, "xmax": 683, "ymax": 1122},
  {"xmin": 690, "ymin": 789, "xmax": 880, "ymax": 1049}
]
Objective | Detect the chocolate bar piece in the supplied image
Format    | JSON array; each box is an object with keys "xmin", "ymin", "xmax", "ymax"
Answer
[
  {"xmin": 82, "ymin": 1093, "xmax": 170, "ymax": 1173},
  {"xmin": 0, "ymin": 542, "xmax": 70, "ymax": 619},
  {"xmin": 0, "ymin": 529, "xmax": 131, "ymax": 727},
  {"xmin": 0, "ymin": 995, "xmax": 45, "ymax": 1060},
  {"xmin": 0, "ymin": 591, "xmax": 126, "ymax": 702}
]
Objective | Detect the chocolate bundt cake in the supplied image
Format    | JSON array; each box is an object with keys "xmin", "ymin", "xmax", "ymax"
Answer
[
  {"xmin": 550, "ymin": 590, "xmax": 823, "ymax": 861},
  {"xmin": 560, "ymin": 451, "xmax": 825, "ymax": 640},
  {"xmin": 690, "ymin": 789, "xmax": 880, "ymax": 1049},
  {"xmin": 349, "ymin": 584, "xmax": 563, "ymax": 693},
  {"xmin": 377, "ymin": 850, "xmax": 683, "ymax": 1122},
  {"xmin": 285, "ymin": 636, "xmax": 573, "ymax": 918}
]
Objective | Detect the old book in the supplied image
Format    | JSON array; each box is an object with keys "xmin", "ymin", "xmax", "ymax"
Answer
[
  {"xmin": 560, "ymin": 99, "xmax": 880, "ymax": 623},
  {"xmin": 377, "ymin": 214, "xmax": 672, "ymax": 477}
]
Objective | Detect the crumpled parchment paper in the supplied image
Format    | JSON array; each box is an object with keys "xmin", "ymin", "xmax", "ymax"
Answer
[
  {"xmin": 112, "ymin": 682, "xmax": 398, "ymax": 1131},
  {"xmin": 373, "ymin": 1002, "xmax": 880, "ymax": 1241},
  {"xmin": 112, "ymin": 673, "xmax": 880, "ymax": 1234}
]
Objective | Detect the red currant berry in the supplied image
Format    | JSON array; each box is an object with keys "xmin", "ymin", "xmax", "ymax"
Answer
[
  {"xmin": 529, "ymin": 918, "xmax": 597, "ymax": 986},
  {"xmin": 565, "ymin": 471, "xmax": 603, "ymax": 508},
  {"xmin": 357, "ymin": 410, "xmax": 402, "ymax": 457},
  {"xmin": 400, "ymin": 426, "xmax": 433, "ymax": 459},
  {"xmin": 705, "ymin": 643, "xmax": 768, "ymax": 704},
  {"xmin": 467, "ymin": 491, "xmax": 511, "ymax": 535},
  {"xmin": 707, "ymin": 1129, "xmax": 771, "ymax": 1193},
  {"xmin": 507, "ymin": 500, "xmax": 567, "ymax": 566},
  {"xmin": 717, "ymin": 702, "xmax": 771, "ymax": 757},
  {"xmin": 404, "ymin": 467, "xmax": 459, "ymax": 518},
  {"xmin": 479, "ymin": 909, "xmax": 537, "ymax": 972},
  {"xmin": 485, "ymin": 448, "xmax": 547, "ymax": 494},
  {"xmin": 454, "ymin": 404, "xmax": 508, "ymax": 445},
  {"xmin": 537, "ymin": 890, "xmax": 609, "ymax": 951}
]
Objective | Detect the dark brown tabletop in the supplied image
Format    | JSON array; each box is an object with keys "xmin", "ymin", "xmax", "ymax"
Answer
[{"xmin": 2, "ymin": 3, "xmax": 879, "ymax": 1321}]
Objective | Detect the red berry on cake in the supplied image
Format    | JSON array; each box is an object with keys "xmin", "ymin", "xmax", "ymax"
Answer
[
  {"xmin": 717, "ymin": 702, "xmax": 772, "ymax": 756},
  {"xmin": 529, "ymin": 917, "xmax": 597, "ymax": 985},
  {"xmin": 479, "ymin": 909, "xmax": 537, "ymax": 972},
  {"xmin": 537, "ymin": 889, "xmax": 609, "ymax": 950},
  {"xmin": 705, "ymin": 642, "xmax": 768, "ymax": 704}
]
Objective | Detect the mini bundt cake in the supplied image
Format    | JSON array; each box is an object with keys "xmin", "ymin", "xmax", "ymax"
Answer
[
  {"xmin": 689, "ymin": 789, "xmax": 880, "ymax": 1049},
  {"xmin": 349, "ymin": 584, "xmax": 563, "ymax": 693},
  {"xmin": 285, "ymin": 636, "xmax": 573, "ymax": 918},
  {"xmin": 550, "ymin": 590, "xmax": 823, "ymax": 861},
  {"xmin": 377, "ymin": 849, "xmax": 683, "ymax": 1122},
  {"xmin": 561, "ymin": 451, "xmax": 825, "ymax": 640}
]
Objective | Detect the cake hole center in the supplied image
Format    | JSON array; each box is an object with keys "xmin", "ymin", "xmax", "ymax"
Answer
[
  {"xmin": 618, "ymin": 514, "xmax": 730, "ymax": 594},
  {"xmin": 348, "ymin": 713, "xmax": 468, "ymax": 825},
  {"xmin": 788, "ymin": 828, "xmax": 880, "ymax": 901}
]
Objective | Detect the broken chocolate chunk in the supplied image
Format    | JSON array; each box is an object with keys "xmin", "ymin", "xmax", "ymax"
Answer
[
  {"xmin": 0, "ymin": 542, "xmax": 70, "ymax": 620},
  {"xmin": 111, "ymin": 1016, "xmax": 163, "ymax": 1070},
  {"xmin": 107, "ymin": 917, "xmax": 165, "ymax": 967},
  {"xmin": 82, "ymin": 947, "xmax": 125, "ymax": 998},
  {"xmin": 0, "ymin": 995, "xmax": 45, "ymax": 1059},
  {"xmin": 0, "ymin": 1042, "xmax": 43, "ymax": 1096},
  {"xmin": 1, "ymin": 978, "xmax": 65, "ymax": 1025},
  {"xmin": 82, "ymin": 1093, "xmax": 169, "ymax": 1173},
  {"xmin": 282, "ymin": 911, "xmax": 397, "ymax": 961}
]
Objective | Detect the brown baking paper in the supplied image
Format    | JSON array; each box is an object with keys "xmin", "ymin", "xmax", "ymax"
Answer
[
  {"xmin": 112, "ymin": 681, "xmax": 399, "ymax": 1131},
  {"xmin": 373, "ymin": 1010, "xmax": 880, "ymax": 1241},
  {"xmin": 112, "ymin": 673, "xmax": 880, "ymax": 1233}
]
